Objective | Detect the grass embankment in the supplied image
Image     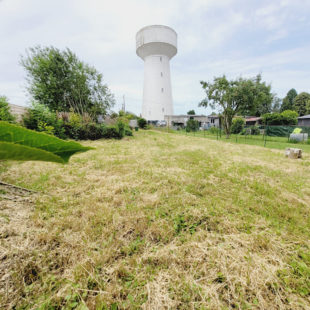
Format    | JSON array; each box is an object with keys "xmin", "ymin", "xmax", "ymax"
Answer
[
  {"xmin": 160, "ymin": 128, "xmax": 310, "ymax": 153},
  {"xmin": 1, "ymin": 130, "xmax": 310, "ymax": 309}
]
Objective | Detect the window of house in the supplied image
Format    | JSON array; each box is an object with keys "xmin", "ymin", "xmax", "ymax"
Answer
[
  {"xmin": 161, "ymin": 88, "xmax": 164, "ymax": 92},
  {"xmin": 161, "ymin": 72, "xmax": 163, "ymax": 77}
]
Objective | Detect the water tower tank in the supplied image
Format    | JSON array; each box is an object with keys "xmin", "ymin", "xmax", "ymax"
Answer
[{"xmin": 136, "ymin": 25, "xmax": 177, "ymax": 121}]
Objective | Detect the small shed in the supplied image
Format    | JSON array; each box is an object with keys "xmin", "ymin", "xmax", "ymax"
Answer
[
  {"xmin": 298, "ymin": 114, "xmax": 310, "ymax": 127},
  {"xmin": 245, "ymin": 116, "xmax": 262, "ymax": 126}
]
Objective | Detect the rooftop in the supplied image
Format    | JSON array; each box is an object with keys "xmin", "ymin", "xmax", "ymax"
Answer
[{"xmin": 298, "ymin": 114, "xmax": 310, "ymax": 119}]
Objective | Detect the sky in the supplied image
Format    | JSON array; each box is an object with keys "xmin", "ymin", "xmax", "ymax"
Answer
[{"xmin": 0, "ymin": 0, "xmax": 309, "ymax": 115}]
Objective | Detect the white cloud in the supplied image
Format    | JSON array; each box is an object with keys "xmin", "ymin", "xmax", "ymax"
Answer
[{"xmin": 0, "ymin": 0, "xmax": 309, "ymax": 115}]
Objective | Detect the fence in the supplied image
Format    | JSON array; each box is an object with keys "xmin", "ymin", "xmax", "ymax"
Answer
[{"xmin": 156, "ymin": 125, "xmax": 310, "ymax": 153}]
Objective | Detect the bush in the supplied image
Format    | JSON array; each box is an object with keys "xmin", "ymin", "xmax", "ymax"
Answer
[
  {"xmin": 22, "ymin": 102, "xmax": 66, "ymax": 138},
  {"xmin": 102, "ymin": 126, "xmax": 123, "ymax": 139},
  {"xmin": 186, "ymin": 119, "xmax": 199, "ymax": 132},
  {"xmin": 208, "ymin": 126, "xmax": 220, "ymax": 134},
  {"xmin": 281, "ymin": 110, "xmax": 298, "ymax": 125},
  {"xmin": 138, "ymin": 117, "xmax": 147, "ymax": 129},
  {"xmin": 124, "ymin": 126, "xmax": 133, "ymax": 136},
  {"xmin": 262, "ymin": 110, "xmax": 298, "ymax": 125},
  {"xmin": 22, "ymin": 104, "xmax": 130, "ymax": 140},
  {"xmin": 231, "ymin": 117, "xmax": 245, "ymax": 134},
  {"xmin": 0, "ymin": 96, "xmax": 15, "ymax": 122},
  {"xmin": 250, "ymin": 126, "xmax": 260, "ymax": 135}
]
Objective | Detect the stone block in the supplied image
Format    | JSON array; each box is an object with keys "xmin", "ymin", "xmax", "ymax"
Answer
[{"xmin": 285, "ymin": 148, "xmax": 302, "ymax": 159}]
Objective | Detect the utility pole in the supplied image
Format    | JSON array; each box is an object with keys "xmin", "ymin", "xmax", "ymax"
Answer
[{"xmin": 122, "ymin": 95, "xmax": 126, "ymax": 112}]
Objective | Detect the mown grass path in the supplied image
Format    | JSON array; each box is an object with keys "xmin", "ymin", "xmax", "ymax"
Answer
[{"xmin": 1, "ymin": 131, "xmax": 310, "ymax": 309}]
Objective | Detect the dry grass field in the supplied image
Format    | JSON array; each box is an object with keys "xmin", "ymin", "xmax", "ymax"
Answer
[{"xmin": 1, "ymin": 130, "xmax": 310, "ymax": 309}]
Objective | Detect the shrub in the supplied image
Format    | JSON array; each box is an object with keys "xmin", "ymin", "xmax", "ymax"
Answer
[
  {"xmin": 262, "ymin": 110, "xmax": 298, "ymax": 125},
  {"xmin": 231, "ymin": 117, "xmax": 245, "ymax": 134},
  {"xmin": 102, "ymin": 126, "xmax": 123, "ymax": 139},
  {"xmin": 281, "ymin": 110, "xmax": 298, "ymax": 125},
  {"xmin": 124, "ymin": 125, "xmax": 133, "ymax": 136},
  {"xmin": 186, "ymin": 119, "xmax": 199, "ymax": 132},
  {"xmin": 208, "ymin": 126, "xmax": 220, "ymax": 134},
  {"xmin": 138, "ymin": 117, "xmax": 147, "ymax": 129},
  {"xmin": 0, "ymin": 96, "xmax": 15, "ymax": 122},
  {"xmin": 116, "ymin": 120, "xmax": 125, "ymax": 137},
  {"xmin": 250, "ymin": 126, "xmax": 260, "ymax": 135},
  {"xmin": 22, "ymin": 103, "xmax": 66, "ymax": 139}
]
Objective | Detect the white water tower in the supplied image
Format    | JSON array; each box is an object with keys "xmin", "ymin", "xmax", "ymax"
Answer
[{"xmin": 136, "ymin": 25, "xmax": 177, "ymax": 121}]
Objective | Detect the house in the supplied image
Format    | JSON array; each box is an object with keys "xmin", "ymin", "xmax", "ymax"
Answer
[
  {"xmin": 208, "ymin": 114, "xmax": 221, "ymax": 128},
  {"xmin": 245, "ymin": 116, "xmax": 262, "ymax": 126},
  {"xmin": 298, "ymin": 114, "xmax": 310, "ymax": 127},
  {"xmin": 164, "ymin": 114, "xmax": 221, "ymax": 129},
  {"xmin": 9, "ymin": 104, "xmax": 28, "ymax": 121}
]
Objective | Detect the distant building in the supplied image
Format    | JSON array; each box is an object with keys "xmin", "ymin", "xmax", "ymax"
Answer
[
  {"xmin": 9, "ymin": 104, "xmax": 28, "ymax": 121},
  {"xmin": 164, "ymin": 114, "xmax": 220, "ymax": 128},
  {"xmin": 298, "ymin": 114, "xmax": 310, "ymax": 127},
  {"xmin": 245, "ymin": 116, "xmax": 262, "ymax": 126}
]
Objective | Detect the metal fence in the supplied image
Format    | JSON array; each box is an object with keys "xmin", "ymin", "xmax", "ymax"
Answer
[{"xmin": 156, "ymin": 125, "xmax": 310, "ymax": 153}]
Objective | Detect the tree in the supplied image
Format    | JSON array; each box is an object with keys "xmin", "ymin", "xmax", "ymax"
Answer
[
  {"xmin": 187, "ymin": 110, "xmax": 195, "ymax": 115},
  {"xmin": 271, "ymin": 96, "xmax": 282, "ymax": 113},
  {"xmin": 293, "ymin": 92, "xmax": 310, "ymax": 116},
  {"xmin": 21, "ymin": 46, "xmax": 115, "ymax": 120},
  {"xmin": 199, "ymin": 74, "xmax": 273, "ymax": 137},
  {"xmin": 186, "ymin": 118, "xmax": 199, "ymax": 132},
  {"xmin": 0, "ymin": 96, "xmax": 15, "ymax": 122},
  {"xmin": 236, "ymin": 74, "xmax": 274, "ymax": 116},
  {"xmin": 281, "ymin": 89, "xmax": 297, "ymax": 112}
]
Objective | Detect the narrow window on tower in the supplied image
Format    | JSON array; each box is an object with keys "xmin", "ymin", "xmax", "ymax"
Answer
[
  {"xmin": 161, "ymin": 88, "xmax": 164, "ymax": 93},
  {"xmin": 160, "ymin": 56, "xmax": 162, "ymax": 62},
  {"xmin": 162, "ymin": 108, "xmax": 164, "ymax": 112},
  {"xmin": 161, "ymin": 72, "xmax": 163, "ymax": 77}
]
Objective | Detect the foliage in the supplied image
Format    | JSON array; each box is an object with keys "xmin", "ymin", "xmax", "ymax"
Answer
[
  {"xmin": 102, "ymin": 126, "xmax": 123, "ymax": 139},
  {"xmin": 262, "ymin": 110, "xmax": 298, "ymax": 125},
  {"xmin": 272, "ymin": 97, "xmax": 282, "ymax": 113},
  {"xmin": 138, "ymin": 117, "xmax": 147, "ymax": 129},
  {"xmin": 186, "ymin": 118, "xmax": 199, "ymax": 132},
  {"xmin": 231, "ymin": 117, "xmax": 245, "ymax": 134},
  {"xmin": 208, "ymin": 126, "xmax": 220, "ymax": 134},
  {"xmin": 22, "ymin": 102, "xmax": 66, "ymax": 139},
  {"xmin": 250, "ymin": 125, "xmax": 260, "ymax": 135},
  {"xmin": 200, "ymin": 74, "xmax": 273, "ymax": 137},
  {"xmin": 293, "ymin": 92, "xmax": 310, "ymax": 116},
  {"xmin": 187, "ymin": 110, "xmax": 195, "ymax": 115},
  {"xmin": 234, "ymin": 74, "xmax": 274, "ymax": 116},
  {"xmin": 0, "ymin": 96, "xmax": 15, "ymax": 122},
  {"xmin": 281, "ymin": 89, "xmax": 297, "ymax": 112},
  {"xmin": 0, "ymin": 121, "xmax": 92, "ymax": 163},
  {"xmin": 22, "ymin": 103, "xmax": 130, "ymax": 140},
  {"xmin": 21, "ymin": 46, "xmax": 115, "ymax": 119}
]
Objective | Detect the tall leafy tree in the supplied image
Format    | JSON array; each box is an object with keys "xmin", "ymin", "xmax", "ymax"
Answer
[
  {"xmin": 21, "ymin": 46, "xmax": 115, "ymax": 119},
  {"xmin": 293, "ymin": 92, "xmax": 310, "ymax": 116},
  {"xmin": 187, "ymin": 110, "xmax": 195, "ymax": 115},
  {"xmin": 199, "ymin": 74, "xmax": 274, "ymax": 137},
  {"xmin": 281, "ymin": 88, "xmax": 297, "ymax": 112},
  {"xmin": 235, "ymin": 74, "xmax": 274, "ymax": 116}
]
